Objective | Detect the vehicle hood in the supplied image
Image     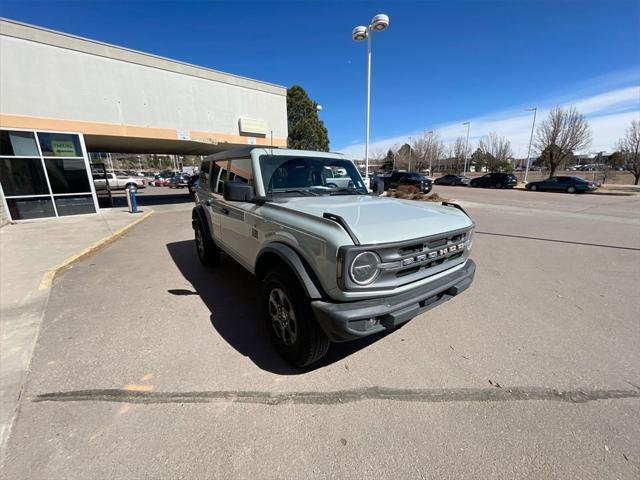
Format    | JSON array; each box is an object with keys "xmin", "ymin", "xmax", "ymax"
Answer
[{"xmin": 277, "ymin": 195, "xmax": 473, "ymax": 245}]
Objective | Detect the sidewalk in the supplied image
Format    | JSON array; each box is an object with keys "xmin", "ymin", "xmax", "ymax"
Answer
[{"xmin": 0, "ymin": 207, "xmax": 153, "ymax": 457}]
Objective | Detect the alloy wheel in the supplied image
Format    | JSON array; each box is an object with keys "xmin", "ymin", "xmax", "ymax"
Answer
[{"xmin": 268, "ymin": 288, "xmax": 298, "ymax": 346}]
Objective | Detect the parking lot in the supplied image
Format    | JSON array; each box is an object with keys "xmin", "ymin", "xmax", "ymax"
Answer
[{"xmin": 3, "ymin": 187, "xmax": 639, "ymax": 479}]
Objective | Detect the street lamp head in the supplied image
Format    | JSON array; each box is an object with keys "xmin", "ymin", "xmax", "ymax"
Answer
[
  {"xmin": 525, "ymin": 107, "xmax": 537, "ymax": 111},
  {"xmin": 463, "ymin": 122, "xmax": 470, "ymax": 125},
  {"xmin": 316, "ymin": 104, "xmax": 323, "ymax": 112},
  {"xmin": 352, "ymin": 26, "xmax": 368, "ymax": 41},
  {"xmin": 370, "ymin": 14, "xmax": 389, "ymax": 31}
]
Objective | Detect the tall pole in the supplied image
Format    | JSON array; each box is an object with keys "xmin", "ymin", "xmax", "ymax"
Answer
[
  {"xmin": 408, "ymin": 137, "xmax": 412, "ymax": 172},
  {"xmin": 425, "ymin": 130, "xmax": 433, "ymax": 175},
  {"xmin": 463, "ymin": 122, "xmax": 470, "ymax": 174},
  {"xmin": 524, "ymin": 107, "xmax": 537, "ymax": 183},
  {"xmin": 364, "ymin": 29, "xmax": 372, "ymax": 184}
]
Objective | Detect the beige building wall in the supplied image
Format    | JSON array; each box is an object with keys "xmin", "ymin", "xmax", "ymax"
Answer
[{"xmin": 0, "ymin": 19, "xmax": 288, "ymax": 153}]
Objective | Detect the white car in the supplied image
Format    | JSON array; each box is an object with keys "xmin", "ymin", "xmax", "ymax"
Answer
[
  {"xmin": 192, "ymin": 147, "xmax": 476, "ymax": 367},
  {"xmin": 93, "ymin": 172, "xmax": 146, "ymax": 190}
]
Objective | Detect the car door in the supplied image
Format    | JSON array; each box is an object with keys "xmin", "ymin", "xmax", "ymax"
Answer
[
  {"xmin": 217, "ymin": 157, "xmax": 260, "ymax": 269},
  {"xmin": 544, "ymin": 177, "xmax": 560, "ymax": 191},
  {"xmin": 203, "ymin": 159, "xmax": 228, "ymax": 249}
]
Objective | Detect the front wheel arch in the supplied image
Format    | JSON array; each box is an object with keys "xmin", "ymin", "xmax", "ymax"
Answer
[{"xmin": 255, "ymin": 244, "xmax": 324, "ymax": 300}]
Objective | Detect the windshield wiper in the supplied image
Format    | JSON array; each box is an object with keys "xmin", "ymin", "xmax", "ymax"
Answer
[
  {"xmin": 328, "ymin": 187, "xmax": 366, "ymax": 195},
  {"xmin": 271, "ymin": 188, "xmax": 319, "ymax": 196}
]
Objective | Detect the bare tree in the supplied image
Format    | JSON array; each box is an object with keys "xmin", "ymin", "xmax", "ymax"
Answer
[
  {"xmin": 448, "ymin": 136, "xmax": 467, "ymax": 172},
  {"xmin": 617, "ymin": 119, "xmax": 640, "ymax": 185},
  {"xmin": 534, "ymin": 106, "xmax": 591, "ymax": 177},
  {"xmin": 478, "ymin": 132, "xmax": 513, "ymax": 171}
]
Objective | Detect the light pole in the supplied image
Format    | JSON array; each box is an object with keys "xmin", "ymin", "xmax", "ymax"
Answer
[
  {"xmin": 425, "ymin": 130, "xmax": 434, "ymax": 175},
  {"xmin": 523, "ymin": 107, "xmax": 537, "ymax": 183},
  {"xmin": 408, "ymin": 137, "xmax": 412, "ymax": 172},
  {"xmin": 352, "ymin": 13, "xmax": 390, "ymax": 187},
  {"xmin": 462, "ymin": 122, "xmax": 471, "ymax": 174}
]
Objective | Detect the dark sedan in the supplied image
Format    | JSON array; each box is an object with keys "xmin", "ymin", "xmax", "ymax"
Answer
[
  {"xmin": 383, "ymin": 171, "xmax": 432, "ymax": 193},
  {"xmin": 434, "ymin": 174, "xmax": 471, "ymax": 186},
  {"xmin": 526, "ymin": 176, "xmax": 598, "ymax": 193},
  {"xmin": 469, "ymin": 172, "xmax": 518, "ymax": 189}
]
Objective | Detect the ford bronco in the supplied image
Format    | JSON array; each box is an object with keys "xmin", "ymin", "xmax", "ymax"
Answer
[{"xmin": 192, "ymin": 148, "xmax": 476, "ymax": 367}]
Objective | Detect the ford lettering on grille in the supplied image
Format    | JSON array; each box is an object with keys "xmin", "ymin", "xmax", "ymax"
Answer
[{"xmin": 401, "ymin": 242, "xmax": 464, "ymax": 267}]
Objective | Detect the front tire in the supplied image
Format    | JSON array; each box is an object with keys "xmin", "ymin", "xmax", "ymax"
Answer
[
  {"xmin": 566, "ymin": 186, "xmax": 576, "ymax": 193},
  {"xmin": 262, "ymin": 267, "xmax": 330, "ymax": 368},
  {"xmin": 194, "ymin": 221, "xmax": 220, "ymax": 267},
  {"xmin": 530, "ymin": 184, "xmax": 538, "ymax": 191}
]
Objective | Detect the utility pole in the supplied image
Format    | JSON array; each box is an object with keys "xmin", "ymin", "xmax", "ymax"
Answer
[
  {"xmin": 524, "ymin": 107, "xmax": 537, "ymax": 183},
  {"xmin": 462, "ymin": 122, "xmax": 471, "ymax": 175}
]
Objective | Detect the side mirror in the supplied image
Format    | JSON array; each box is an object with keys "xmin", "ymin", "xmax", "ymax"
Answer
[{"xmin": 223, "ymin": 181, "xmax": 254, "ymax": 202}]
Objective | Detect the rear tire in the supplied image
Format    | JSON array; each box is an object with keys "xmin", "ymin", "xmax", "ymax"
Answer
[
  {"xmin": 495, "ymin": 182, "xmax": 503, "ymax": 189},
  {"xmin": 530, "ymin": 184, "xmax": 538, "ymax": 191},
  {"xmin": 262, "ymin": 267, "xmax": 330, "ymax": 368},
  {"xmin": 194, "ymin": 221, "xmax": 220, "ymax": 267},
  {"xmin": 566, "ymin": 186, "xmax": 576, "ymax": 193}
]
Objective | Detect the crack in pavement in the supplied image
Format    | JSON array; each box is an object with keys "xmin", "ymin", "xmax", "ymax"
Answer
[{"xmin": 32, "ymin": 386, "xmax": 640, "ymax": 405}]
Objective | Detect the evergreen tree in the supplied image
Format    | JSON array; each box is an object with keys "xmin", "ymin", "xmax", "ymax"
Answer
[{"xmin": 287, "ymin": 85, "xmax": 329, "ymax": 151}]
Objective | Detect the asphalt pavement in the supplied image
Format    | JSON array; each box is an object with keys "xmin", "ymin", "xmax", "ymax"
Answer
[{"xmin": 2, "ymin": 187, "xmax": 639, "ymax": 479}]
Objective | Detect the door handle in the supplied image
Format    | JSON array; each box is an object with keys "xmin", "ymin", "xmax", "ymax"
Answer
[
  {"xmin": 206, "ymin": 199, "xmax": 212, "ymax": 206},
  {"xmin": 221, "ymin": 208, "xmax": 229, "ymax": 215}
]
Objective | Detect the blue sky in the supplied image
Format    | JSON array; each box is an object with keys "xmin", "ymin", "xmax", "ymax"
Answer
[{"xmin": 2, "ymin": 0, "xmax": 639, "ymax": 156}]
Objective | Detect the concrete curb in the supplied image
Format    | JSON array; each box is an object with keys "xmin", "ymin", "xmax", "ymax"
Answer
[{"xmin": 38, "ymin": 209, "xmax": 154, "ymax": 291}]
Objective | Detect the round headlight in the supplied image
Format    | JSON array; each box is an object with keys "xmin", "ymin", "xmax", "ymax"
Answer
[{"xmin": 350, "ymin": 251, "xmax": 381, "ymax": 285}]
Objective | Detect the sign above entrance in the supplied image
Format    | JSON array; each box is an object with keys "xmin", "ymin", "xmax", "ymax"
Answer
[
  {"xmin": 239, "ymin": 118, "xmax": 268, "ymax": 136},
  {"xmin": 177, "ymin": 130, "xmax": 191, "ymax": 140}
]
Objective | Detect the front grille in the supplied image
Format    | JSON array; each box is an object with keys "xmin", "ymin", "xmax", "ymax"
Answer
[
  {"xmin": 339, "ymin": 226, "xmax": 473, "ymax": 291},
  {"xmin": 372, "ymin": 228, "xmax": 471, "ymax": 289}
]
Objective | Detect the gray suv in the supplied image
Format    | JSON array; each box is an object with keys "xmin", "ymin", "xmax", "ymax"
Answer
[{"xmin": 192, "ymin": 147, "xmax": 476, "ymax": 367}]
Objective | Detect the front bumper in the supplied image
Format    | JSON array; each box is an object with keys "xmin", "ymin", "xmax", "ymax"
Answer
[{"xmin": 311, "ymin": 259, "xmax": 476, "ymax": 342}]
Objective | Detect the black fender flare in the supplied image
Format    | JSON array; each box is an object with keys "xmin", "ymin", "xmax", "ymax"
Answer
[
  {"xmin": 255, "ymin": 243, "xmax": 323, "ymax": 300},
  {"xmin": 192, "ymin": 206, "xmax": 213, "ymax": 242}
]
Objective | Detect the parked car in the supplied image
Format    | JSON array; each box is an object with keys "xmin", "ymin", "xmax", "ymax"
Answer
[
  {"xmin": 168, "ymin": 174, "xmax": 189, "ymax": 189},
  {"xmin": 93, "ymin": 172, "xmax": 145, "ymax": 190},
  {"xmin": 383, "ymin": 171, "xmax": 433, "ymax": 193},
  {"xmin": 150, "ymin": 175, "xmax": 171, "ymax": 186},
  {"xmin": 525, "ymin": 176, "xmax": 598, "ymax": 193},
  {"xmin": 434, "ymin": 174, "xmax": 471, "ymax": 186},
  {"xmin": 469, "ymin": 172, "xmax": 518, "ymax": 189},
  {"xmin": 193, "ymin": 148, "xmax": 475, "ymax": 367}
]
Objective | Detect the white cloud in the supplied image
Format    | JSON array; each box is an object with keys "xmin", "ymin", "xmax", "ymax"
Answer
[{"xmin": 337, "ymin": 77, "xmax": 640, "ymax": 159}]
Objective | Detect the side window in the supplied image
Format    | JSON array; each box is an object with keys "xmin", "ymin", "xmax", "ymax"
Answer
[
  {"xmin": 227, "ymin": 158, "xmax": 254, "ymax": 186},
  {"xmin": 212, "ymin": 160, "xmax": 229, "ymax": 194},
  {"xmin": 199, "ymin": 160, "xmax": 211, "ymax": 189}
]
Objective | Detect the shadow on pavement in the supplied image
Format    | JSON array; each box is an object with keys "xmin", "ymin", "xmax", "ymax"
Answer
[{"xmin": 166, "ymin": 240, "xmax": 392, "ymax": 375}]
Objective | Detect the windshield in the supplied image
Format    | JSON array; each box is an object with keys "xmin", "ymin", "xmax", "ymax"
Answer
[{"xmin": 259, "ymin": 155, "xmax": 367, "ymax": 196}]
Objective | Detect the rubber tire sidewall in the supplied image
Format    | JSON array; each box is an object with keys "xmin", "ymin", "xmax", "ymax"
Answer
[
  {"xmin": 194, "ymin": 220, "xmax": 220, "ymax": 267},
  {"xmin": 567, "ymin": 186, "xmax": 576, "ymax": 193},
  {"xmin": 262, "ymin": 267, "xmax": 330, "ymax": 368}
]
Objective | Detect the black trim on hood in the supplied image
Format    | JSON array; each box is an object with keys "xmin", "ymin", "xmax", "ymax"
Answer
[{"xmin": 323, "ymin": 212, "xmax": 361, "ymax": 245}]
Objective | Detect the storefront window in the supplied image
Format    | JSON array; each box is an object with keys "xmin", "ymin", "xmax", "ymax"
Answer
[
  {"xmin": 0, "ymin": 130, "xmax": 40, "ymax": 156},
  {"xmin": 6, "ymin": 197, "xmax": 56, "ymax": 220},
  {"xmin": 54, "ymin": 195, "xmax": 96, "ymax": 216},
  {"xmin": 45, "ymin": 158, "xmax": 91, "ymax": 194},
  {"xmin": 37, "ymin": 132, "xmax": 82, "ymax": 157},
  {"xmin": 0, "ymin": 157, "xmax": 50, "ymax": 196},
  {"xmin": 0, "ymin": 129, "xmax": 98, "ymax": 221}
]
